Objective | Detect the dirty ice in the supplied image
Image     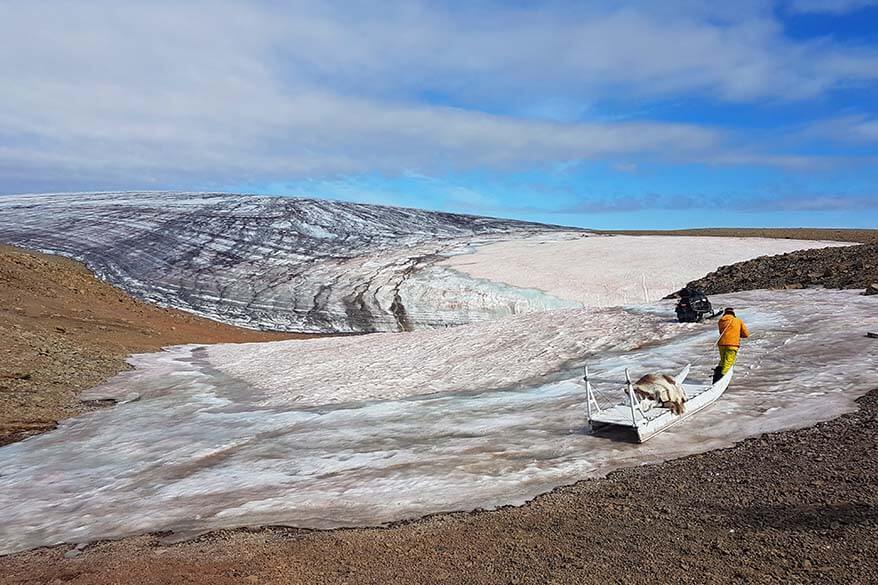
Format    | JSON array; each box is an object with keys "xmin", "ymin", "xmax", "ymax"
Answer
[{"xmin": 0, "ymin": 289, "xmax": 874, "ymax": 554}]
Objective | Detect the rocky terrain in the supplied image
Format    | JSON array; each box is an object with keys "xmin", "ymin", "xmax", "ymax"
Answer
[
  {"xmin": 684, "ymin": 243, "xmax": 877, "ymax": 296},
  {"xmin": 0, "ymin": 245, "xmax": 306, "ymax": 446}
]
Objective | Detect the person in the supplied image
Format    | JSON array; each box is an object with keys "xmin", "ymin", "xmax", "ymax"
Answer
[{"xmin": 714, "ymin": 307, "xmax": 749, "ymax": 381}]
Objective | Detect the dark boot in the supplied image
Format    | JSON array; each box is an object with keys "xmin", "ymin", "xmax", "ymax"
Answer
[{"xmin": 712, "ymin": 366, "xmax": 724, "ymax": 384}]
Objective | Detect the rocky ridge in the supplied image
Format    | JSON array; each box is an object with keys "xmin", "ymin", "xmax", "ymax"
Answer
[{"xmin": 683, "ymin": 243, "xmax": 877, "ymax": 296}]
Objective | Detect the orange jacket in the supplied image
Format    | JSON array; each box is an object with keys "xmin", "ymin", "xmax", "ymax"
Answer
[{"xmin": 718, "ymin": 314, "xmax": 750, "ymax": 347}]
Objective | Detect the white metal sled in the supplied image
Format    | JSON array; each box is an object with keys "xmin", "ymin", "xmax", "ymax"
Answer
[{"xmin": 585, "ymin": 364, "xmax": 733, "ymax": 443}]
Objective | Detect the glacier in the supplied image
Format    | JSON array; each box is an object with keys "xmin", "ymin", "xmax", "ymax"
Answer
[
  {"xmin": 0, "ymin": 192, "xmax": 844, "ymax": 333},
  {"xmin": 0, "ymin": 289, "xmax": 874, "ymax": 554},
  {"xmin": 0, "ymin": 192, "xmax": 577, "ymax": 333}
]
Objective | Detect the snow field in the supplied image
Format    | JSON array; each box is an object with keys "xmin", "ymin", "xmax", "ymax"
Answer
[
  {"xmin": 439, "ymin": 234, "xmax": 849, "ymax": 305},
  {"xmin": 0, "ymin": 212, "xmax": 867, "ymax": 555},
  {"xmin": 206, "ymin": 305, "xmax": 685, "ymax": 406}
]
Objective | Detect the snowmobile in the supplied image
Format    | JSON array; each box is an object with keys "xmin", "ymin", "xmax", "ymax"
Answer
[{"xmin": 674, "ymin": 287, "xmax": 715, "ymax": 323}]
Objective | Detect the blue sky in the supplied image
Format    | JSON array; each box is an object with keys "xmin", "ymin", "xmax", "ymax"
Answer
[{"xmin": 1, "ymin": 1, "xmax": 877, "ymax": 229}]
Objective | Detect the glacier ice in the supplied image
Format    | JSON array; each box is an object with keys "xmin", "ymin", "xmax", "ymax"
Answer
[
  {"xmin": 0, "ymin": 192, "xmax": 845, "ymax": 333},
  {"xmin": 0, "ymin": 192, "xmax": 577, "ymax": 333},
  {"xmin": 0, "ymin": 289, "xmax": 874, "ymax": 554},
  {"xmin": 0, "ymin": 191, "xmax": 869, "ymax": 555}
]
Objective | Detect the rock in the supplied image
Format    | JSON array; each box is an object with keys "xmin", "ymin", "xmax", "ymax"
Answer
[
  {"xmin": 687, "ymin": 243, "xmax": 878, "ymax": 295},
  {"xmin": 863, "ymin": 283, "xmax": 878, "ymax": 296},
  {"xmin": 63, "ymin": 549, "xmax": 81, "ymax": 559}
]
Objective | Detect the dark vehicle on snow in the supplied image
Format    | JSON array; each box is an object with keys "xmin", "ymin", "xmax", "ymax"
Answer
[{"xmin": 675, "ymin": 287, "xmax": 714, "ymax": 323}]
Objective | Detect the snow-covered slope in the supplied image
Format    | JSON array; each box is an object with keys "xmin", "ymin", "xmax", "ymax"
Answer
[{"xmin": 0, "ymin": 192, "xmax": 574, "ymax": 332}]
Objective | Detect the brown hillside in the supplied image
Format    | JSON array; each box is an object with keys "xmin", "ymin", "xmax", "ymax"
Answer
[{"xmin": 0, "ymin": 245, "xmax": 309, "ymax": 445}]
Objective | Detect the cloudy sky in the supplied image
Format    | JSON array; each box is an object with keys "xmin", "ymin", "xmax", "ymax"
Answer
[{"xmin": 1, "ymin": 1, "xmax": 877, "ymax": 228}]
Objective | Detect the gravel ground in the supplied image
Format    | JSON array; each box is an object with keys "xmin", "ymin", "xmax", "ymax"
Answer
[{"xmin": 600, "ymin": 228, "xmax": 878, "ymax": 244}]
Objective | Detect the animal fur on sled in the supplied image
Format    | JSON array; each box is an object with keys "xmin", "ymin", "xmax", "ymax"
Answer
[{"xmin": 632, "ymin": 373, "xmax": 689, "ymax": 415}]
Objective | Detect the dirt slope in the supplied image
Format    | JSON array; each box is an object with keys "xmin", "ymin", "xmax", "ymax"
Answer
[{"xmin": 0, "ymin": 245, "xmax": 307, "ymax": 445}]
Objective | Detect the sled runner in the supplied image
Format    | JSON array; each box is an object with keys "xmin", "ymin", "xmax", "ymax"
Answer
[{"xmin": 584, "ymin": 364, "xmax": 733, "ymax": 443}]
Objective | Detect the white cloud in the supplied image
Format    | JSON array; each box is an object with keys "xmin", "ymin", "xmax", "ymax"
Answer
[
  {"xmin": 799, "ymin": 115, "xmax": 878, "ymax": 143},
  {"xmin": 613, "ymin": 162, "xmax": 639, "ymax": 173},
  {"xmin": 562, "ymin": 192, "xmax": 878, "ymax": 213},
  {"xmin": 0, "ymin": 1, "xmax": 876, "ymax": 191}
]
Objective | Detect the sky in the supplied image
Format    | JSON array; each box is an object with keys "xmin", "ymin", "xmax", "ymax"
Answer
[{"xmin": 1, "ymin": 1, "xmax": 877, "ymax": 229}]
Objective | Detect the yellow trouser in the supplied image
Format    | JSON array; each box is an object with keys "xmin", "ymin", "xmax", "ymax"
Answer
[{"xmin": 718, "ymin": 346, "xmax": 738, "ymax": 375}]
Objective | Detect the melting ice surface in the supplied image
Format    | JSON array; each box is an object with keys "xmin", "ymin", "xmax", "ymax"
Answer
[{"xmin": 0, "ymin": 290, "xmax": 875, "ymax": 554}]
